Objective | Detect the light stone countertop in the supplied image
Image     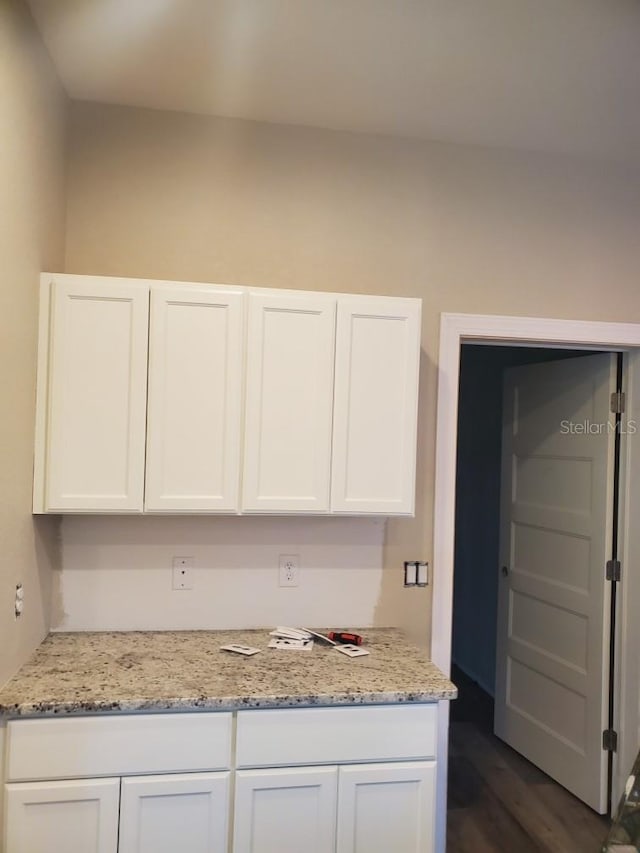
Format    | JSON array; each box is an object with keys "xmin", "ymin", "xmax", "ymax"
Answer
[{"xmin": 0, "ymin": 628, "xmax": 456, "ymax": 717}]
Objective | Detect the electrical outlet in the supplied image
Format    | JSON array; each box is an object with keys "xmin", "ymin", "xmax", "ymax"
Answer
[
  {"xmin": 279, "ymin": 554, "xmax": 300, "ymax": 587},
  {"xmin": 14, "ymin": 583, "xmax": 24, "ymax": 619},
  {"xmin": 172, "ymin": 556, "xmax": 194, "ymax": 590}
]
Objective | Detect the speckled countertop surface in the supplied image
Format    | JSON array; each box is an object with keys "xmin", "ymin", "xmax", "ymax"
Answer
[
  {"xmin": 0, "ymin": 628, "xmax": 456, "ymax": 717},
  {"xmin": 0, "ymin": 628, "xmax": 456, "ymax": 716}
]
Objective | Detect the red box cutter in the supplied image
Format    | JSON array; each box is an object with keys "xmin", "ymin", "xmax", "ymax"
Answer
[{"xmin": 328, "ymin": 631, "xmax": 363, "ymax": 646}]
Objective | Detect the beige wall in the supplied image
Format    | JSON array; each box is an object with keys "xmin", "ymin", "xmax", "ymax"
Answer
[
  {"xmin": 62, "ymin": 101, "xmax": 640, "ymax": 647},
  {"xmin": 57, "ymin": 516, "xmax": 384, "ymax": 632},
  {"xmin": 0, "ymin": 1, "xmax": 67, "ymax": 687}
]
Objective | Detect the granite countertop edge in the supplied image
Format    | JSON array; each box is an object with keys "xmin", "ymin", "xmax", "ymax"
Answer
[
  {"xmin": 0, "ymin": 689, "xmax": 456, "ymax": 718},
  {"xmin": 0, "ymin": 628, "xmax": 457, "ymax": 719}
]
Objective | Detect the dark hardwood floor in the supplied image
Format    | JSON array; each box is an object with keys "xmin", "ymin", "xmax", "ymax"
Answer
[{"xmin": 447, "ymin": 667, "xmax": 611, "ymax": 853}]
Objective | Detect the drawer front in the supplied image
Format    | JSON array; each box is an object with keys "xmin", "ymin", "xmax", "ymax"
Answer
[
  {"xmin": 6, "ymin": 713, "xmax": 232, "ymax": 781},
  {"xmin": 236, "ymin": 703, "xmax": 437, "ymax": 768}
]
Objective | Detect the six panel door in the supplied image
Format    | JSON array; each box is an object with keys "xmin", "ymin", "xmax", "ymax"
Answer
[
  {"xmin": 145, "ymin": 285, "xmax": 244, "ymax": 512},
  {"xmin": 5, "ymin": 778, "xmax": 120, "ymax": 853}
]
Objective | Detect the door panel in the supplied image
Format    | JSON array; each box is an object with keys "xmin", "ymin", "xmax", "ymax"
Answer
[
  {"xmin": 495, "ymin": 352, "xmax": 616, "ymax": 812},
  {"xmin": 242, "ymin": 292, "xmax": 336, "ymax": 513},
  {"xmin": 336, "ymin": 762, "xmax": 435, "ymax": 853},
  {"xmin": 46, "ymin": 279, "xmax": 149, "ymax": 512},
  {"xmin": 119, "ymin": 773, "xmax": 230, "ymax": 853},
  {"xmin": 5, "ymin": 778, "xmax": 120, "ymax": 853},
  {"xmin": 145, "ymin": 285, "xmax": 244, "ymax": 512},
  {"xmin": 233, "ymin": 766, "xmax": 337, "ymax": 853},
  {"xmin": 331, "ymin": 298, "xmax": 421, "ymax": 514}
]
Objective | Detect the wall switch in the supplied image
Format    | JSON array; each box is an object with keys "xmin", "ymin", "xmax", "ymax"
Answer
[
  {"xmin": 404, "ymin": 561, "xmax": 428, "ymax": 587},
  {"xmin": 404, "ymin": 561, "xmax": 417, "ymax": 586},
  {"xmin": 172, "ymin": 556, "xmax": 194, "ymax": 590},
  {"xmin": 279, "ymin": 554, "xmax": 300, "ymax": 587}
]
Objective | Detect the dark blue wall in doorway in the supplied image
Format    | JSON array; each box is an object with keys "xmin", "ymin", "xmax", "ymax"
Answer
[{"xmin": 452, "ymin": 344, "xmax": 594, "ymax": 695}]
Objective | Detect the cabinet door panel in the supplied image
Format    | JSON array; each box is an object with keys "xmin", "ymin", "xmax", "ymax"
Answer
[
  {"xmin": 5, "ymin": 778, "xmax": 120, "ymax": 853},
  {"xmin": 331, "ymin": 298, "xmax": 421, "ymax": 515},
  {"xmin": 243, "ymin": 293, "xmax": 336, "ymax": 512},
  {"xmin": 336, "ymin": 762, "xmax": 435, "ymax": 853},
  {"xmin": 119, "ymin": 773, "xmax": 230, "ymax": 853},
  {"xmin": 233, "ymin": 767, "xmax": 337, "ymax": 853},
  {"xmin": 145, "ymin": 286, "xmax": 244, "ymax": 512},
  {"xmin": 45, "ymin": 278, "xmax": 149, "ymax": 512}
]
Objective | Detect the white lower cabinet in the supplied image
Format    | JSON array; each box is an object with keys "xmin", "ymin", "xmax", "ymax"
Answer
[
  {"xmin": 336, "ymin": 762, "xmax": 435, "ymax": 853},
  {"xmin": 5, "ymin": 778, "xmax": 120, "ymax": 853},
  {"xmin": 3, "ymin": 706, "xmax": 438, "ymax": 853},
  {"xmin": 5, "ymin": 773, "xmax": 230, "ymax": 853},
  {"xmin": 232, "ymin": 763, "xmax": 435, "ymax": 853},
  {"xmin": 119, "ymin": 773, "xmax": 230, "ymax": 853},
  {"xmin": 233, "ymin": 767, "xmax": 338, "ymax": 853}
]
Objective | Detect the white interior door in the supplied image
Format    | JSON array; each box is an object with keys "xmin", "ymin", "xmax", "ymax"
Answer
[{"xmin": 495, "ymin": 352, "xmax": 617, "ymax": 813}]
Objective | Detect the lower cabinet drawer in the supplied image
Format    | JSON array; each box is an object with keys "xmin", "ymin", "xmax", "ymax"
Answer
[
  {"xmin": 236, "ymin": 703, "xmax": 437, "ymax": 768},
  {"xmin": 6, "ymin": 713, "xmax": 232, "ymax": 781}
]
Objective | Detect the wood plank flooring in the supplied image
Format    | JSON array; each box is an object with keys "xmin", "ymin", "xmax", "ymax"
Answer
[{"xmin": 447, "ymin": 667, "xmax": 610, "ymax": 853}]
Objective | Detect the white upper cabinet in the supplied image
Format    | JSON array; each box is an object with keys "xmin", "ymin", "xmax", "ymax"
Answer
[
  {"xmin": 145, "ymin": 285, "xmax": 244, "ymax": 512},
  {"xmin": 34, "ymin": 275, "xmax": 421, "ymax": 516},
  {"xmin": 331, "ymin": 297, "xmax": 421, "ymax": 515},
  {"xmin": 38, "ymin": 276, "xmax": 149, "ymax": 513},
  {"xmin": 242, "ymin": 291, "xmax": 336, "ymax": 513}
]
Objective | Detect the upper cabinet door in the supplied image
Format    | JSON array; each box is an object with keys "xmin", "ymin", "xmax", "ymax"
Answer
[
  {"xmin": 331, "ymin": 297, "xmax": 421, "ymax": 515},
  {"xmin": 242, "ymin": 292, "xmax": 336, "ymax": 513},
  {"xmin": 44, "ymin": 278, "xmax": 149, "ymax": 513},
  {"xmin": 145, "ymin": 285, "xmax": 244, "ymax": 512}
]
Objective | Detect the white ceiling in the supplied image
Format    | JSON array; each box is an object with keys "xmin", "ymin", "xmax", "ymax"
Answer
[{"xmin": 27, "ymin": 0, "xmax": 640, "ymax": 163}]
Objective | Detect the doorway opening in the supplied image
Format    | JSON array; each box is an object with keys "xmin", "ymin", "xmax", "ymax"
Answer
[
  {"xmin": 431, "ymin": 313, "xmax": 640, "ymax": 853},
  {"xmin": 447, "ymin": 343, "xmax": 617, "ymax": 851}
]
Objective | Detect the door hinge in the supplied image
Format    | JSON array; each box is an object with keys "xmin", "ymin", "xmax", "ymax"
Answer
[
  {"xmin": 611, "ymin": 391, "xmax": 626, "ymax": 414},
  {"xmin": 603, "ymin": 729, "xmax": 618, "ymax": 752},
  {"xmin": 606, "ymin": 559, "xmax": 621, "ymax": 582}
]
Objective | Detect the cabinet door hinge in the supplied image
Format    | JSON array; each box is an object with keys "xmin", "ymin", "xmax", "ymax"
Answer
[
  {"xmin": 603, "ymin": 729, "xmax": 618, "ymax": 752},
  {"xmin": 606, "ymin": 559, "xmax": 621, "ymax": 582},
  {"xmin": 611, "ymin": 391, "xmax": 626, "ymax": 414}
]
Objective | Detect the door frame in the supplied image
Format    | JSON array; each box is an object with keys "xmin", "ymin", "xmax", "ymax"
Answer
[{"xmin": 432, "ymin": 313, "xmax": 640, "ymax": 853}]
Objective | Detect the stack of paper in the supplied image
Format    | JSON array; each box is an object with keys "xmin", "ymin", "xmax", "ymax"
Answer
[{"xmin": 268, "ymin": 626, "xmax": 314, "ymax": 651}]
